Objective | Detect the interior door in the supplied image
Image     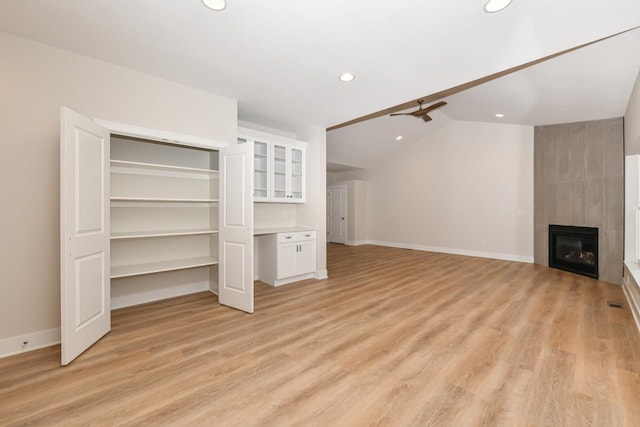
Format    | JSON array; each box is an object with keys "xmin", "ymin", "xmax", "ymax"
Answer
[
  {"xmin": 327, "ymin": 186, "xmax": 347, "ymax": 244},
  {"xmin": 60, "ymin": 107, "xmax": 111, "ymax": 365},
  {"xmin": 219, "ymin": 143, "xmax": 254, "ymax": 313}
]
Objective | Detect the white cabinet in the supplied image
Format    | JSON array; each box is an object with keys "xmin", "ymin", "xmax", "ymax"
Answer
[
  {"xmin": 237, "ymin": 135, "xmax": 270, "ymax": 202},
  {"xmin": 271, "ymin": 143, "xmax": 305, "ymax": 202},
  {"xmin": 256, "ymin": 230, "xmax": 316, "ymax": 286},
  {"xmin": 60, "ymin": 108, "xmax": 253, "ymax": 365},
  {"xmin": 238, "ymin": 127, "xmax": 306, "ymax": 203}
]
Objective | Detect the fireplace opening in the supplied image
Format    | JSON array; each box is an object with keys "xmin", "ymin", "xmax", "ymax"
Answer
[{"xmin": 548, "ymin": 225, "xmax": 598, "ymax": 279}]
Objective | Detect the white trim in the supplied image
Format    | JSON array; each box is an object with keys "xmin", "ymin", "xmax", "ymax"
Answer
[
  {"xmin": 95, "ymin": 119, "xmax": 229, "ymax": 150},
  {"xmin": 111, "ymin": 281, "xmax": 209, "ymax": 309},
  {"xmin": 623, "ymin": 261, "xmax": 640, "ymax": 334},
  {"xmin": 314, "ymin": 269, "xmax": 328, "ymax": 280},
  {"xmin": 364, "ymin": 240, "xmax": 534, "ymax": 263},
  {"xmin": 345, "ymin": 240, "xmax": 368, "ymax": 246},
  {"xmin": 238, "ymin": 126, "xmax": 307, "ymax": 147},
  {"xmin": 267, "ymin": 273, "xmax": 316, "ymax": 287},
  {"xmin": 0, "ymin": 328, "xmax": 60, "ymax": 359}
]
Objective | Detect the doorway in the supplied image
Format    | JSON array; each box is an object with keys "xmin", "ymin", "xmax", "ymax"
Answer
[{"xmin": 327, "ymin": 185, "xmax": 347, "ymax": 244}]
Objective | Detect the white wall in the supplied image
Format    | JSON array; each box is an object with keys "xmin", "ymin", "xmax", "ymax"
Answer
[
  {"xmin": 623, "ymin": 69, "xmax": 640, "ymax": 331},
  {"xmin": 0, "ymin": 33, "xmax": 236, "ymax": 345},
  {"xmin": 626, "ymin": 70, "xmax": 640, "ymax": 156},
  {"xmin": 334, "ymin": 120, "xmax": 534, "ymax": 262}
]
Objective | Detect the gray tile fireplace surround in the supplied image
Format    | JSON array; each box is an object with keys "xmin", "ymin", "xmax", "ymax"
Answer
[{"xmin": 533, "ymin": 118, "xmax": 623, "ymax": 284}]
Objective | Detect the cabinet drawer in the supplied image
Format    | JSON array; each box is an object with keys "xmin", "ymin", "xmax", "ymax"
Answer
[{"xmin": 277, "ymin": 231, "xmax": 316, "ymax": 243}]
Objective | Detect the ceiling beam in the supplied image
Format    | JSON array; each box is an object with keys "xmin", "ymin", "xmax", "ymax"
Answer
[{"xmin": 327, "ymin": 26, "xmax": 640, "ymax": 132}]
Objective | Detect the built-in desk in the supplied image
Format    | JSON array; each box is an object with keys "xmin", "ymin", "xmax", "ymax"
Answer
[
  {"xmin": 254, "ymin": 226, "xmax": 316, "ymax": 236},
  {"xmin": 254, "ymin": 226, "xmax": 317, "ymax": 286}
]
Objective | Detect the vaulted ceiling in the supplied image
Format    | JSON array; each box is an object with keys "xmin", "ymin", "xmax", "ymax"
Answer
[{"xmin": 1, "ymin": 0, "xmax": 639, "ymax": 167}]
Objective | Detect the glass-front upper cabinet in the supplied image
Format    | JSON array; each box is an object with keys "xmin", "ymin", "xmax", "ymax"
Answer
[
  {"xmin": 238, "ymin": 136, "xmax": 270, "ymax": 202},
  {"xmin": 272, "ymin": 144, "xmax": 287, "ymax": 200},
  {"xmin": 291, "ymin": 148, "xmax": 304, "ymax": 201},
  {"xmin": 238, "ymin": 127, "xmax": 306, "ymax": 203},
  {"xmin": 253, "ymin": 140, "xmax": 269, "ymax": 201}
]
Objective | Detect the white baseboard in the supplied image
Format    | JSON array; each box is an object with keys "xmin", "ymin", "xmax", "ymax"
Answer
[
  {"xmin": 0, "ymin": 328, "xmax": 60, "ymax": 359},
  {"xmin": 345, "ymin": 240, "xmax": 367, "ymax": 246},
  {"xmin": 364, "ymin": 240, "xmax": 534, "ymax": 263},
  {"xmin": 111, "ymin": 281, "xmax": 210, "ymax": 309},
  {"xmin": 269, "ymin": 273, "xmax": 316, "ymax": 287},
  {"xmin": 314, "ymin": 269, "xmax": 328, "ymax": 280}
]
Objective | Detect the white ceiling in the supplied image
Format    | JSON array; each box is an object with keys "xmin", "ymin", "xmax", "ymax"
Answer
[
  {"xmin": 328, "ymin": 27, "xmax": 640, "ymax": 169},
  {"xmin": 0, "ymin": 0, "xmax": 639, "ymax": 167}
]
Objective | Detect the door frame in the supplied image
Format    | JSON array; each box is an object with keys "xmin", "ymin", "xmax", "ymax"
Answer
[{"xmin": 327, "ymin": 184, "xmax": 348, "ymax": 244}]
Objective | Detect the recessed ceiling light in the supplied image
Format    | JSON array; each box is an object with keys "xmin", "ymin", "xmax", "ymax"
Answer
[
  {"xmin": 339, "ymin": 72, "xmax": 356, "ymax": 82},
  {"xmin": 495, "ymin": 113, "xmax": 505, "ymax": 118},
  {"xmin": 202, "ymin": 0, "xmax": 227, "ymax": 11},
  {"xmin": 395, "ymin": 136, "xmax": 403, "ymax": 141},
  {"xmin": 484, "ymin": 0, "xmax": 512, "ymax": 13}
]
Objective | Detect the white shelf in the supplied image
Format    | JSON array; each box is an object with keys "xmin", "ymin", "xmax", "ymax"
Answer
[
  {"xmin": 111, "ymin": 256, "xmax": 219, "ymax": 279},
  {"xmin": 111, "ymin": 229, "xmax": 218, "ymax": 240},
  {"xmin": 111, "ymin": 159, "xmax": 218, "ymax": 175},
  {"xmin": 111, "ymin": 196, "xmax": 219, "ymax": 203}
]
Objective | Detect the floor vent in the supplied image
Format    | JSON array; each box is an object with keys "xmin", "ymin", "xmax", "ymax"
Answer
[{"xmin": 607, "ymin": 301, "xmax": 624, "ymax": 309}]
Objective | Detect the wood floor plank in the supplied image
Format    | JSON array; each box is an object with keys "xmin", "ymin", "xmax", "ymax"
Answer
[{"xmin": 1, "ymin": 243, "xmax": 640, "ymax": 426}]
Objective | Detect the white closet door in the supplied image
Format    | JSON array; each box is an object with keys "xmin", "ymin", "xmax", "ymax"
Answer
[
  {"xmin": 219, "ymin": 143, "xmax": 254, "ymax": 313},
  {"xmin": 60, "ymin": 107, "xmax": 111, "ymax": 365},
  {"xmin": 327, "ymin": 186, "xmax": 347, "ymax": 244}
]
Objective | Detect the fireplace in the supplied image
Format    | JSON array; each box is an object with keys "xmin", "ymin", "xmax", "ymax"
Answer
[{"xmin": 548, "ymin": 225, "xmax": 598, "ymax": 279}]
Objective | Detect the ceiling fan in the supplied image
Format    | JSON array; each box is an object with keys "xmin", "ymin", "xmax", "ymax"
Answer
[{"xmin": 390, "ymin": 100, "xmax": 447, "ymax": 122}]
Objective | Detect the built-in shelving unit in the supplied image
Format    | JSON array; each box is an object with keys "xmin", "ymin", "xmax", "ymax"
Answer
[
  {"xmin": 111, "ymin": 229, "xmax": 218, "ymax": 240},
  {"xmin": 61, "ymin": 111, "xmax": 255, "ymax": 365},
  {"xmin": 110, "ymin": 159, "xmax": 219, "ymax": 175},
  {"xmin": 110, "ymin": 256, "xmax": 219, "ymax": 279},
  {"xmin": 110, "ymin": 196, "xmax": 219, "ymax": 203},
  {"xmin": 109, "ymin": 135, "xmax": 220, "ymax": 284}
]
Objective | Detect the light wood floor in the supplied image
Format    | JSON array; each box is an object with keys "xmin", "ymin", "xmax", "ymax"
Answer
[{"xmin": 1, "ymin": 244, "xmax": 640, "ymax": 426}]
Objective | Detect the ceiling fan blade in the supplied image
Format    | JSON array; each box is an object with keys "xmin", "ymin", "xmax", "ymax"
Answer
[
  {"xmin": 390, "ymin": 100, "xmax": 446, "ymax": 120},
  {"xmin": 422, "ymin": 101, "xmax": 447, "ymax": 114}
]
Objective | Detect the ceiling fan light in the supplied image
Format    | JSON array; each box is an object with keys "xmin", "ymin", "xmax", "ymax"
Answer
[
  {"xmin": 202, "ymin": 0, "xmax": 227, "ymax": 11},
  {"xmin": 484, "ymin": 0, "xmax": 512, "ymax": 13}
]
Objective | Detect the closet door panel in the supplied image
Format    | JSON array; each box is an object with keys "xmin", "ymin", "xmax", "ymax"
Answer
[
  {"xmin": 60, "ymin": 107, "xmax": 111, "ymax": 366},
  {"xmin": 219, "ymin": 143, "xmax": 254, "ymax": 313}
]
